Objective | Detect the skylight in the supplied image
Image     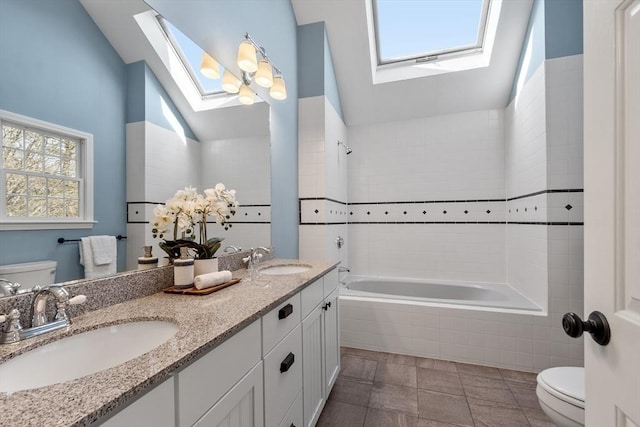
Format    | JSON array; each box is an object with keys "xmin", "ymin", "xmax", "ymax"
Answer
[
  {"xmin": 157, "ymin": 17, "xmax": 224, "ymax": 96},
  {"xmin": 373, "ymin": 0, "xmax": 490, "ymax": 65}
]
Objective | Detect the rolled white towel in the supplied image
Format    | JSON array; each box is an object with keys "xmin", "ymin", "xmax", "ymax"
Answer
[{"xmin": 194, "ymin": 270, "xmax": 233, "ymax": 290}]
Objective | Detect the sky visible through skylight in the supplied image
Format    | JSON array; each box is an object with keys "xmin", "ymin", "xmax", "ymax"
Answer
[
  {"xmin": 162, "ymin": 19, "xmax": 224, "ymax": 94},
  {"xmin": 375, "ymin": 0, "xmax": 484, "ymax": 62}
]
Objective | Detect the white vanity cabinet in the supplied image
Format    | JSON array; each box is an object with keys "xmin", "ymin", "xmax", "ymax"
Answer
[
  {"xmin": 178, "ymin": 320, "xmax": 262, "ymax": 427},
  {"xmin": 95, "ymin": 267, "xmax": 338, "ymax": 427},
  {"xmin": 301, "ymin": 269, "xmax": 340, "ymax": 427}
]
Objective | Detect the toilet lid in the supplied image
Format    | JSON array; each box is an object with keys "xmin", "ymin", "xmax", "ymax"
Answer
[{"xmin": 538, "ymin": 367, "xmax": 585, "ymax": 407}]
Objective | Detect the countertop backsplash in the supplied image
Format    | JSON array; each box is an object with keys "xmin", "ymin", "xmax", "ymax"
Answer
[{"xmin": 0, "ymin": 249, "xmax": 273, "ymax": 330}]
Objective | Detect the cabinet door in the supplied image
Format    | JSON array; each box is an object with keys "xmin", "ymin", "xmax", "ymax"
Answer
[
  {"xmin": 323, "ymin": 290, "xmax": 340, "ymax": 393},
  {"xmin": 195, "ymin": 362, "xmax": 264, "ymax": 427},
  {"xmin": 302, "ymin": 304, "xmax": 324, "ymax": 427},
  {"xmin": 99, "ymin": 376, "xmax": 175, "ymax": 427}
]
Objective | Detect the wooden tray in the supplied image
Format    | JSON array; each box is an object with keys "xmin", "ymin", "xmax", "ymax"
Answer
[{"xmin": 163, "ymin": 278, "xmax": 241, "ymax": 295}]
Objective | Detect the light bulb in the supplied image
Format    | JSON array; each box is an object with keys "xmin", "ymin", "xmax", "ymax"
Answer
[
  {"xmin": 254, "ymin": 59, "xmax": 274, "ymax": 88},
  {"xmin": 222, "ymin": 70, "xmax": 241, "ymax": 94},
  {"xmin": 270, "ymin": 75, "xmax": 287, "ymax": 100},
  {"xmin": 237, "ymin": 40, "xmax": 258, "ymax": 73},
  {"xmin": 200, "ymin": 52, "xmax": 220, "ymax": 79},
  {"xmin": 238, "ymin": 84, "xmax": 255, "ymax": 105}
]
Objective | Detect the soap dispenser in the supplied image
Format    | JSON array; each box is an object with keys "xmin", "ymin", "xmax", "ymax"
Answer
[
  {"xmin": 173, "ymin": 247, "xmax": 194, "ymax": 289},
  {"xmin": 137, "ymin": 246, "xmax": 158, "ymax": 270}
]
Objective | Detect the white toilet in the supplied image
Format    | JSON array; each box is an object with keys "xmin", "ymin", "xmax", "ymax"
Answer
[
  {"xmin": 536, "ymin": 366, "xmax": 585, "ymax": 427},
  {"xmin": 0, "ymin": 260, "xmax": 57, "ymax": 293}
]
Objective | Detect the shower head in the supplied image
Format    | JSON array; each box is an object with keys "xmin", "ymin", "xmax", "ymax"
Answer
[{"xmin": 338, "ymin": 141, "xmax": 353, "ymax": 155}]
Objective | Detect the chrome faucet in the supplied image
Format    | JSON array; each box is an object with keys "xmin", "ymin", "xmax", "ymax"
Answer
[
  {"xmin": 338, "ymin": 266, "xmax": 350, "ymax": 285},
  {"xmin": 0, "ymin": 285, "xmax": 86, "ymax": 344},
  {"xmin": 0, "ymin": 278, "xmax": 21, "ymax": 296},
  {"xmin": 31, "ymin": 285, "xmax": 71, "ymax": 327},
  {"xmin": 243, "ymin": 247, "xmax": 271, "ymax": 281},
  {"xmin": 223, "ymin": 245, "xmax": 242, "ymax": 254}
]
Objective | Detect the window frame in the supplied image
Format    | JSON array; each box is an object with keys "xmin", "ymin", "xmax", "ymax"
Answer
[
  {"xmin": 0, "ymin": 110, "xmax": 94, "ymax": 230},
  {"xmin": 372, "ymin": 0, "xmax": 492, "ymax": 66},
  {"xmin": 135, "ymin": 10, "xmax": 249, "ymax": 112},
  {"xmin": 156, "ymin": 16, "xmax": 225, "ymax": 98}
]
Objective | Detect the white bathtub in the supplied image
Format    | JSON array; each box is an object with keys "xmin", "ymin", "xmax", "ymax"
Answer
[
  {"xmin": 339, "ymin": 276, "xmax": 557, "ymax": 372},
  {"xmin": 342, "ymin": 276, "xmax": 541, "ymax": 311}
]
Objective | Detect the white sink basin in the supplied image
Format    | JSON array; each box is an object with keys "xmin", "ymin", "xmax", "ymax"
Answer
[
  {"xmin": 259, "ymin": 264, "xmax": 312, "ymax": 275},
  {"xmin": 0, "ymin": 320, "xmax": 178, "ymax": 393}
]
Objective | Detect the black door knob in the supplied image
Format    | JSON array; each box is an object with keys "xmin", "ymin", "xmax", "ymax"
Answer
[{"xmin": 562, "ymin": 311, "xmax": 611, "ymax": 346}]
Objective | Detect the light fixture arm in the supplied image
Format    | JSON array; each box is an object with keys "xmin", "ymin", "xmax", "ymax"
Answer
[{"xmin": 243, "ymin": 33, "xmax": 283, "ymax": 77}]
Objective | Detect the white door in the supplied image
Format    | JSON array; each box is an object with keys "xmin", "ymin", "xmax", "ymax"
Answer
[{"xmin": 584, "ymin": 0, "xmax": 640, "ymax": 426}]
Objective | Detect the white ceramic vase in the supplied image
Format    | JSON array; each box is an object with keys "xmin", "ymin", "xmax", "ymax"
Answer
[{"xmin": 194, "ymin": 258, "xmax": 218, "ymax": 276}]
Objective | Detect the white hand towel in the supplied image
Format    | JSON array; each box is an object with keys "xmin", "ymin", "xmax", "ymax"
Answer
[
  {"xmin": 79, "ymin": 236, "xmax": 117, "ymax": 280},
  {"xmin": 194, "ymin": 270, "xmax": 233, "ymax": 290},
  {"xmin": 90, "ymin": 235, "xmax": 116, "ymax": 265}
]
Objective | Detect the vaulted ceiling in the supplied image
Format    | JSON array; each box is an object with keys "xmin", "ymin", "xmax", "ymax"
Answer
[
  {"xmin": 81, "ymin": 0, "xmax": 533, "ymax": 134},
  {"xmin": 292, "ymin": 0, "xmax": 533, "ymax": 126}
]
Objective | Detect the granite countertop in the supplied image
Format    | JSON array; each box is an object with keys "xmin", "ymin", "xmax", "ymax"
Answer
[{"xmin": 0, "ymin": 259, "xmax": 338, "ymax": 427}]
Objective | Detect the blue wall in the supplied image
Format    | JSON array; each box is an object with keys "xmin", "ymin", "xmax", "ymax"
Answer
[
  {"xmin": 509, "ymin": 0, "xmax": 583, "ymax": 101},
  {"xmin": 544, "ymin": 0, "xmax": 583, "ymax": 59},
  {"xmin": 297, "ymin": 23, "xmax": 326, "ymax": 101},
  {"xmin": 126, "ymin": 61, "xmax": 197, "ymax": 140},
  {"xmin": 0, "ymin": 0, "xmax": 128, "ymax": 282},
  {"xmin": 297, "ymin": 22, "xmax": 344, "ymax": 121},
  {"xmin": 147, "ymin": 0, "xmax": 300, "ymax": 258}
]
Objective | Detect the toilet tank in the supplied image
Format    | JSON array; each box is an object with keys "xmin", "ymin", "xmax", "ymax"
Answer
[{"xmin": 0, "ymin": 260, "xmax": 57, "ymax": 292}]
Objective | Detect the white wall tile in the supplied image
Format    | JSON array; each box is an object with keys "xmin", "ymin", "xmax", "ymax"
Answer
[{"xmin": 505, "ymin": 63, "xmax": 547, "ymax": 198}]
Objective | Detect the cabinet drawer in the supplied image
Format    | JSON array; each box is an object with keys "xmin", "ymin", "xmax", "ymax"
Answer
[
  {"xmin": 262, "ymin": 293, "xmax": 301, "ymax": 355},
  {"xmin": 278, "ymin": 391, "xmax": 303, "ymax": 427},
  {"xmin": 301, "ymin": 278, "xmax": 323, "ymax": 319},
  {"xmin": 323, "ymin": 268, "xmax": 338, "ymax": 298},
  {"xmin": 178, "ymin": 320, "xmax": 261, "ymax": 427},
  {"xmin": 264, "ymin": 324, "xmax": 303, "ymax": 427}
]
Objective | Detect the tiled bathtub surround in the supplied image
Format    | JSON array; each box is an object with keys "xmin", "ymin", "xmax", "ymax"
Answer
[
  {"xmin": 340, "ymin": 55, "xmax": 585, "ymax": 372},
  {"xmin": 340, "ymin": 296, "xmax": 584, "ymax": 373}
]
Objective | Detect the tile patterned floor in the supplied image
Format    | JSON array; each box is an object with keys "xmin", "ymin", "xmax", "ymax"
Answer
[{"xmin": 317, "ymin": 347, "xmax": 555, "ymax": 427}]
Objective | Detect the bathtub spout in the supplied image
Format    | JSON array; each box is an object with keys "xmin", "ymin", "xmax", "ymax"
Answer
[{"xmin": 338, "ymin": 266, "xmax": 350, "ymax": 285}]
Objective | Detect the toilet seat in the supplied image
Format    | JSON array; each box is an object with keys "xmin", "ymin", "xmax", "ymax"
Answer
[
  {"xmin": 537, "ymin": 367, "xmax": 585, "ymax": 408},
  {"xmin": 536, "ymin": 367, "xmax": 585, "ymax": 427}
]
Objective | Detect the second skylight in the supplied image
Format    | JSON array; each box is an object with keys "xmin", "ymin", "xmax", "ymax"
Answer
[{"xmin": 374, "ymin": 0, "xmax": 489, "ymax": 65}]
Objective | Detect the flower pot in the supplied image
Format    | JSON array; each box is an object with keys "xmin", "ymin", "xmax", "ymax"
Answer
[{"xmin": 194, "ymin": 258, "xmax": 218, "ymax": 276}]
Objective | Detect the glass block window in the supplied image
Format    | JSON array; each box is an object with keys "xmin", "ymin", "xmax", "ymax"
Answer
[{"xmin": 0, "ymin": 111, "xmax": 92, "ymax": 228}]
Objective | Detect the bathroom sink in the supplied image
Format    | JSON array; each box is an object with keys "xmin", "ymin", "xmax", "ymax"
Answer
[
  {"xmin": 0, "ymin": 320, "xmax": 178, "ymax": 393},
  {"xmin": 259, "ymin": 264, "xmax": 312, "ymax": 275}
]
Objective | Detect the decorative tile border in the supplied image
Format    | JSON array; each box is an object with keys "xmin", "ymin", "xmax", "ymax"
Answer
[
  {"xmin": 299, "ymin": 190, "xmax": 583, "ymax": 226},
  {"xmin": 127, "ymin": 201, "xmax": 271, "ymax": 224},
  {"xmin": 300, "ymin": 198, "xmax": 348, "ymax": 224}
]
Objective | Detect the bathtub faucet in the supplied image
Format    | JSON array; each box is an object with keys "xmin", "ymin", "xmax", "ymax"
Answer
[{"xmin": 338, "ymin": 266, "xmax": 350, "ymax": 285}]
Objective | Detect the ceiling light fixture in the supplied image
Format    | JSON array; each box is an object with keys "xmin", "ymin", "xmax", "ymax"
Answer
[
  {"xmin": 238, "ymin": 84, "xmax": 255, "ymax": 105},
  {"xmin": 221, "ymin": 70, "xmax": 241, "ymax": 93},
  {"xmin": 199, "ymin": 52, "xmax": 220, "ymax": 79},
  {"xmin": 230, "ymin": 33, "xmax": 287, "ymax": 101}
]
